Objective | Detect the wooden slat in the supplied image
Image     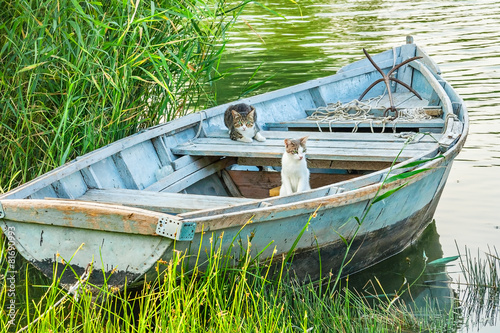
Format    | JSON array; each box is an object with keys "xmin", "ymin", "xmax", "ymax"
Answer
[
  {"xmin": 79, "ymin": 189, "xmax": 254, "ymax": 214},
  {"xmin": 145, "ymin": 156, "xmax": 220, "ymax": 192},
  {"xmin": 221, "ymin": 170, "xmax": 244, "ymax": 197},
  {"xmin": 183, "ymin": 137, "xmax": 438, "ymax": 151},
  {"xmin": 158, "ymin": 157, "xmax": 237, "ymax": 193},
  {"xmin": 171, "ymin": 140, "xmax": 438, "ymax": 163},
  {"xmin": 0, "ymin": 199, "xmax": 177, "ymax": 236},
  {"xmin": 396, "ymin": 43, "xmax": 417, "ymax": 94},
  {"xmin": 265, "ymin": 118, "xmax": 445, "ymax": 130},
  {"xmin": 208, "ymin": 130, "xmax": 443, "ymax": 143},
  {"xmin": 236, "ymin": 157, "xmax": 393, "ymax": 171}
]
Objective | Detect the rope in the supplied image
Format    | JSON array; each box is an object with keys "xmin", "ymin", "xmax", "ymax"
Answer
[
  {"xmin": 188, "ymin": 110, "xmax": 208, "ymax": 143},
  {"xmin": 307, "ymin": 99, "xmax": 432, "ymax": 133}
]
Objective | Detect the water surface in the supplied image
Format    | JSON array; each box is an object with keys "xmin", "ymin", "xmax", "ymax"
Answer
[{"xmin": 215, "ymin": 1, "xmax": 500, "ymax": 331}]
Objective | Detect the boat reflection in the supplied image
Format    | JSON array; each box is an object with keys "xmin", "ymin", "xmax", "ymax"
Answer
[{"xmin": 287, "ymin": 220, "xmax": 457, "ymax": 315}]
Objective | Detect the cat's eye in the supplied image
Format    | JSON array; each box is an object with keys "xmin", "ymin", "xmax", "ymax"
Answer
[
  {"xmin": 293, "ymin": 150, "xmax": 298, "ymax": 154},
  {"xmin": 303, "ymin": 148, "xmax": 307, "ymax": 153}
]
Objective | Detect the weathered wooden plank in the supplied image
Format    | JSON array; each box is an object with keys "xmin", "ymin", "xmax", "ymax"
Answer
[
  {"xmin": 55, "ymin": 172, "xmax": 88, "ymax": 199},
  {"xmin": 114, "ymin": 142, "xmax": 163, "ymax": 189},
  {"xmin": 171, "ymin": 143, "xmax": 436, "ymax": 162},
  {"xmin": 111, "ymin": 153, "xmax": 141, "ymax": 189},
  {"xmin": 0, "ymin": 120, "xmax": 201, "ymax": 200},
  {"xmin": 181, "ymin": 137, "xmax": 438, "ymax": 151},
  {"xmin": 80, "ymin": 166, "xmax": 102, "ymax": 189},
  {"xmin": 221, "ymin": 170, "xmax": 244, "ymax": 197},
  {"xmin": 265, "ymin": 117, "xmax": 445, "ymax": 130},
  {"xmin": 145, "ymin": 156, "xmax": 221, "ymax": 192},
  {"xmin": 151, "ymin": 136, "xmax": 175, "ymax": 166},
  {"xmin": 29, "ymin": 186, "xmax": 58, "ymax": 199},
  {"xmin": 86, "ymin": 157, "xmax": 129, "ymax": 189},
  {"xmin": 79, "ymin": 189, "xmax": 254, "ymax": 214},
  {"xmin": 161, "ymin": 157, "xmax": 237, "ymax": 193},
  {"xmin": 257, "ymin": 95, "xmax": 307, "ymax": 125},
  {"xmin": 0, "ymin": 199, "xmax": 179, "ymax": 236},
  {"xmin": 236, "ymin": 157, "xmax": 392, "ymax": 171},
  {"xmin": 293, "ymin": 90, "xmax": 318, "ymax": 111},
  {"xmin": 396, "ymin": 43, "xmax": 417, "ymax": 94},
  {"xmin": 208, "ymin": 130, "xmax": 443, "ymax": 143}
]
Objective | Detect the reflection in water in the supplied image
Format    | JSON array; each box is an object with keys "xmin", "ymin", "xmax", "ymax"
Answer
[
  {"xmin": 347, "ymin": 221, "xmax": 456, "ymax": 315},
  {"xmin": 215, "ymin": 1, "xmax": 500, "ymax": 331},
  {"xmin": 457, "ymin": 246, "xmax": 500, "ymax": 331}
]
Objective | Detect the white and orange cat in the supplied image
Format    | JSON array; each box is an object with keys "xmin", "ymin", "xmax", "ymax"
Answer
[{"xmin": 279, "ymin": 136, "xmax": 311, "ymax": 196}]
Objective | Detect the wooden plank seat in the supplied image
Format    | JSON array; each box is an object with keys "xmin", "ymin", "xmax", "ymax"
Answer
[
  {"xmin": 78, "ymin": 189, "xmax": 255, "ymax": 214},
  {"xmin": 171, "ymin": 131, "xmax": 442, "ymax": 168},
  {"xmin": 265, "ymin": 118, "xmax": 445, "ymax": 132}
]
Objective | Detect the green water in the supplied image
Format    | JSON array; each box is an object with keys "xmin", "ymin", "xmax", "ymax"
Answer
[{"xmin": 215, "ymin": 1, "xmax": 500, "ymax": 331}]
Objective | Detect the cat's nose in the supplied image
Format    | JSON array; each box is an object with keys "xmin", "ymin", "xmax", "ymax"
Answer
[{"xmin": 298, "ymin": 155, "xmax": 303, "ymax": 160}]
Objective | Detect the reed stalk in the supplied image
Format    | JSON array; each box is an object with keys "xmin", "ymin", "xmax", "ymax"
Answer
[{"xmin": 0, "ymin": 0, "xmax": 250, "ymax": 192}]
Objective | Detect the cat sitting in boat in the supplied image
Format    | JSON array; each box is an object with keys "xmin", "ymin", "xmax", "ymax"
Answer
[
  {"xmin": 224, "ymin": 103, "xmax": 266, "ymax": 143},
  {"xmin": 280, "ymin": 136, "xmax": 311, "ymax": 196}
]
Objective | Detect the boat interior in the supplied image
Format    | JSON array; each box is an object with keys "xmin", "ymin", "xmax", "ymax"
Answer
[{"xmin": 25, "ymin": 88, "xmax": 460, "ymax": 219}]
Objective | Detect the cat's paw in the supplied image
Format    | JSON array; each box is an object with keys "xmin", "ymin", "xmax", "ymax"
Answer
[
  {"xmin": 238, "ymin": 137, "xmax": 253, "ymax": 143},
  {"xmin": 254, "ymin": 132, "xmax": 266, "ymax": 142}
]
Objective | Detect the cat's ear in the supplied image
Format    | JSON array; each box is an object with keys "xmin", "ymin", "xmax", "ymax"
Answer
[
  {"xmin": 300, "ymin": 136, "xmax": 309, "ymax": 145},
  {"xmin": 250, "ymin": 105, "xmax": 256, "ymax": 112},
  {"xmin": 284, "ymin": 139, "xmax": 291, "ymax": 147},
  {"xmin": 247, "ymin": 109, "xmax": 255, "ymax": 119},
  {"xmin": 231, "ymin": 109, "xmax": 239, "ymax": 118}
]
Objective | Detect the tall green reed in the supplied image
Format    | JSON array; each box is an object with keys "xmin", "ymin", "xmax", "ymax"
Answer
[{"xmin": 0, "ymin": 0, "xmax": 250, "ymax": 191}]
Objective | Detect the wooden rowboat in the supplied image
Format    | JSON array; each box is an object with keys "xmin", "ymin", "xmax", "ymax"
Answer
[{"xmin": 0, "ymin": 37, "xmax": 468, "ymax": 291}]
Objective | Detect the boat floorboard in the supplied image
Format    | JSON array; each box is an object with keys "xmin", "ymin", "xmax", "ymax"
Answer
[{"xmin": 78, "ymin": 189, "xmax": 255, "ymax": 214}]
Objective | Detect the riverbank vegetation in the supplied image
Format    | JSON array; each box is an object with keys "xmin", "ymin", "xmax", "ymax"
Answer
[
  {"xmin": 0, "ymin": 230, "xmax": 469, "ymax": 333},
  {"xmin": 0, "ymin": 0, "xmax": 249, "ymax": 192}
]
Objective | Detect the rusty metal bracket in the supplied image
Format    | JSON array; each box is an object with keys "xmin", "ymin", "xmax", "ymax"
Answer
[
  {"xmin": 156, "ymin": 217, "xmax": 196, "ymax": 241},
  {"xmin": 0, "ymin": 202, "xmax": 4, "ymax": 219}
]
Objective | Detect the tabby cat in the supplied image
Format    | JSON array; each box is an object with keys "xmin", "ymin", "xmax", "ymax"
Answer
[
  {"xmin": 279, "ymin": 136, "xmax": 311, "ymax": 196},
  {"xmin": 224, "ymin": 103, "xmax": 266, "ymax": 143}
]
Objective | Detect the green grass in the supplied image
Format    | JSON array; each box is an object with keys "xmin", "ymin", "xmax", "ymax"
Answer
[
  {"xmin": 0, "ymin": 0, "xmax": 251, "ymax": 192},
  {"xmin": 0, "ymin": 230, "xmax": 460, "ymax": 333}
]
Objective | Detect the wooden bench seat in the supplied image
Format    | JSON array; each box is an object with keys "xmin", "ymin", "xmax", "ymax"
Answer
[
  {"xmin": 78, "ymin": 189, "xmax": 255, "ymax": 214},
  {"xmin": 265, "ymin": 117, "xmax": 445, "ymax": 132},
  {"xmin": 171, "ymin": 131, "xmax": 441, "ymax": 167}
]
